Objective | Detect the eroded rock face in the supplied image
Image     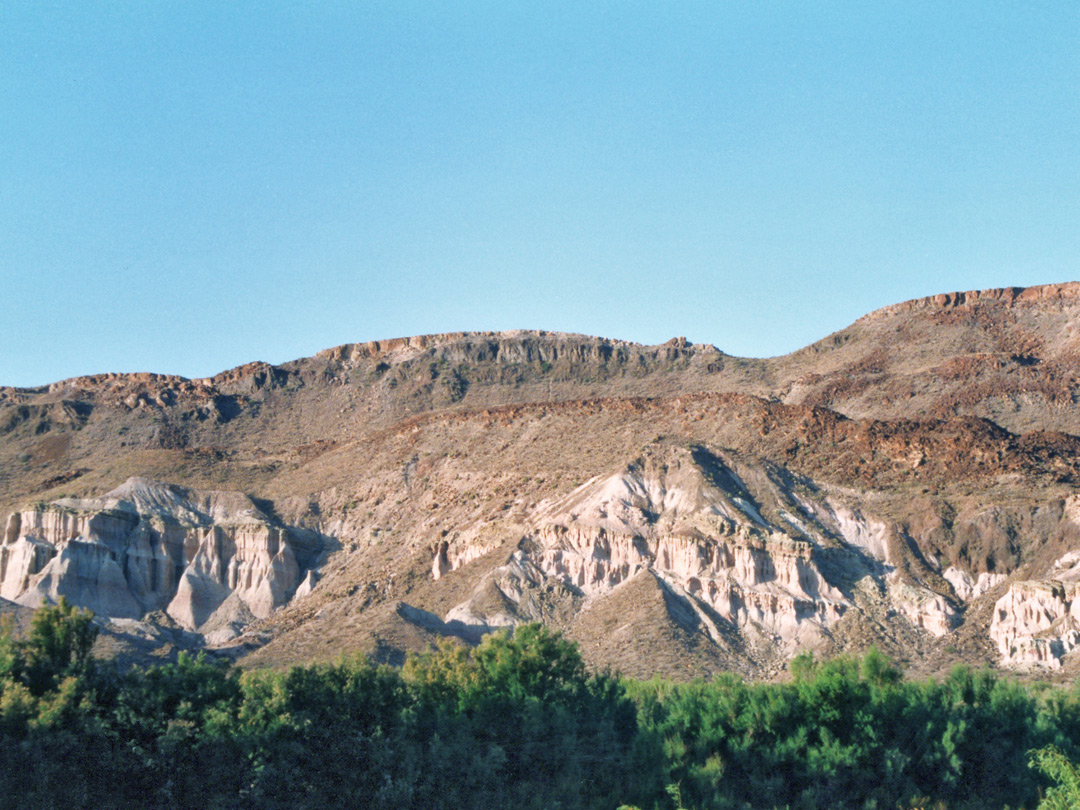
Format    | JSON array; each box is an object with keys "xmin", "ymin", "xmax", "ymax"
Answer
[
  {"xmin": 887, "ymin": 582, "xmax": 958, "ymax": 638},
  {"xmin": 990, "ymin": 579, "xmax": 1080, "ymax": 668},
  {"xmin": 985, "ymin": 541, "xmax": 1080, "ymax": 669},
  {"xmin": 0, "ymin": 477, "xmax": 322, "ymax": 639},
  {"xmin": 436, "ymin": 445, "xmax": 959, "ymax": 657},
  {"xmin": 0, "ymin": 536, "xmax": 56, "ymax": 601},
  {"xmin": 944, "ymin": 567, "xmax": 1005, "ymax": 602},
  {"xmin": 526, "ymin": 523, "xmax": 846, "ymax": 645}
]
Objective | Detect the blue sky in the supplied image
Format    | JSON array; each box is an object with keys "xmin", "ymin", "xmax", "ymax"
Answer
[{"xmin": 2, "ymin": 2, "xmax": 1077, "ymax": 387}]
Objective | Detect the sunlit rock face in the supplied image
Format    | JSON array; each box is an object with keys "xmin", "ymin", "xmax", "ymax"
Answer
[
  {"xmin": 990, "ymin": 579, "xmax": 1080, "ymax": 669},
  {"xmin": 435, "ymin": 446, "xmax": 929, "ymax": 655},
  {"xmin": 985, "ymin": 545, "xmax": 1080, "ymax": 669},
  {"xmin": 944, "ymin": 567, "xmax": 1006, "ymax": 602},
  {"xmin": 525, "ymin": 523, "xmax": 846, "ymax": 645},
  {"xmin": 887, "ymin": 582, "xmax": 958, "ymax": 638},
  {"xmin": 0, "ymin": 477, "xmax": 321, "ymax": 638}
]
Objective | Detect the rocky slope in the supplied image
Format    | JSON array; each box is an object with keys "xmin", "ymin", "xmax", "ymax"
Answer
[
  {"xmin": 4, "ymin": 282, "xmax": 1080, "ymax": 677},
  {"xmin": 1, "ymin": 477, "xmax": 323, "ymax": 646}
]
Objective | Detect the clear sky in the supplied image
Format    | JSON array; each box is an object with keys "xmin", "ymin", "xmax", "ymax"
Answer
[{"xmin": 2, "ymin": 2, "xmax": 1078, "ymax": 387}]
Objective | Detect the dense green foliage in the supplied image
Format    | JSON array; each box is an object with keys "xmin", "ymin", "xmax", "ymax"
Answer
[
  {"xmin": 0, "ymin": 608, "xmax": 637, "ymax": 810},
  {"xmin": 3, "ymin": 604, "xmax": 1080, "ymax": 809},
  {"xmin": 627, "ymin": 650, "xmax": 1080, "ymax": 809}
]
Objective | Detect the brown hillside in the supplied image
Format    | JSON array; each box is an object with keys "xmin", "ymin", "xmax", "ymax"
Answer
[{"xmin": 3, "ymin": 282, "xmax": 1080, "ymax": 679}]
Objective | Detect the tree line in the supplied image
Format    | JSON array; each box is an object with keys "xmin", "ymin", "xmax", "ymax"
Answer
[{"xmin": 1, "ymin": 599, "xmax": 1079, "ymax": 810}]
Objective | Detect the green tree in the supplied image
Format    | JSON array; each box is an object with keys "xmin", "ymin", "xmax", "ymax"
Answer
[
  {"xmin": 234, "ymin": 657, "xmax": 413, "ymax": 810},
  {"xmin": 0, "ymin": 599, "xmax": 118, "ymax": 810},
  {"xmin": 402, "ymin": 624, "xmax": 639, "ymax": 810},
  {"xmin": 22, "ymin": 597, "xmax": 97, "ymax": 695},
  {"xmin": 1030, "ymin": 746, "xmax": 1080, "ymax": 810}
]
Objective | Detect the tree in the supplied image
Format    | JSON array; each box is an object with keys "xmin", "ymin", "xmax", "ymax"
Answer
[
  {"xmin": 402, "ymin": 624, "xmax": 640, "ymax": 810},
  {"xmin": 22, "ymin": 597, "xmax": 97, "ymax": 695},
  {"xmin": 0, "ymin": 598, "xmax": 98, "ymax": 698},
  {"xmin": 1030, "ymin": 746, "xmax": 1080, "ymax": 810}
]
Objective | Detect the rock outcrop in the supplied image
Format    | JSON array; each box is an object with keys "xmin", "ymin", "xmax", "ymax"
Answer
[
  {"xmin": 944, "ymin": 567, "xmax": 1005, "ymax": 602},
  {"xmin": 989, "ymin": 546, "xmax": 1080, "ymax": 668},
  {"xmin": 990, "ymin": 580, "xmax": 1080, "ymax": 668},
  {"xmin": 437, "ymin": 445, "xmax": 958, "ymax": 658},
  {"xmin": 0, "ymin": 478, "xmax": 322, "ymax": 641}
]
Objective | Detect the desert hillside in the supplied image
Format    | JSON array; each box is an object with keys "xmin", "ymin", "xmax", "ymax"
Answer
[{"xmin": 5, "ymin": 282, "xmax": 1080, "ymax": 678}]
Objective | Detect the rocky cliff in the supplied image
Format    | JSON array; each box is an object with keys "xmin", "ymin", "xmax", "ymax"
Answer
[{"xmin": 0, "ymin": 477, "xmax": 322, "ymax": 644}]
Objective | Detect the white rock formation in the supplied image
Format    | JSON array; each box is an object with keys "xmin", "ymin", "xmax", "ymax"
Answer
[
  {"xmin": 444, "ymin": 550, "xmax": 547, "ymax": 633},
  {"xmin": 16, "ymin": 538, "xmax": 144, "ymax": 619},
  {"xmin": 990, "ymin": 579, "xmax": 1080, "ymax": 668},
  {"xmin": 826, "ymin": 503, "xmax": 893, "ymax": 566},
  {"xmin": 293, "ymin": 569, "xmax": 319, "ymax": 600},
  {"xmin": 436, "ymin": 447, "xmax": 1007, "ymax": 657},
  {"xmin": 1050, "ymin": 549, "xmax": 1080, "ymax": 582},
  {"xmin": 526, "ymin": 522, "xmax": 845, "ymax": 644},
  {"xmin": 0, "ymin": 536, "xmax": 56, "ymax": 601},
  {"xmin": 441, "ymin": 448, "xmax": 872, "ymax": 652},
  {"xmin": 976, "ymin": 496, "xmax": 1080, "ymax": 668},
  {"xmin": 887, "ymin": 582, "xmax": 958, "ymax": 637},
  {"xmin": 943, "ymin": 567, "xmax": 1005, "ymax": 602},
  {"xmin": 0, "ymin": 477, "xmax": 321, "ymax": 637}
]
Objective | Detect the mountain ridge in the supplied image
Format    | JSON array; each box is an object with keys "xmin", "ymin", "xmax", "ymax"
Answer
[
  {"xmin": 3, "ymin": 281, "xmax": 1080, "ymax": 678},
  {"xmin": 9, "ymin": 281, "xmax": 1078, "ymax": 397}
]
